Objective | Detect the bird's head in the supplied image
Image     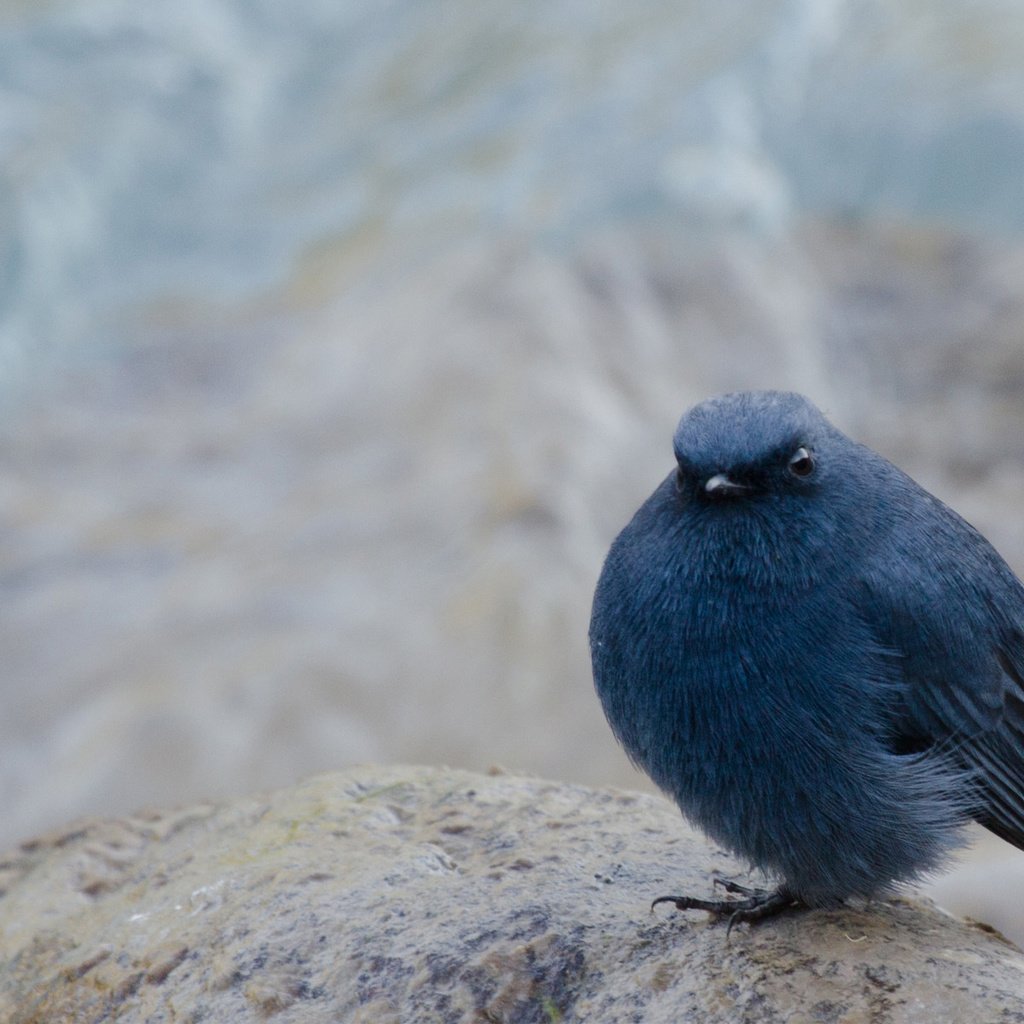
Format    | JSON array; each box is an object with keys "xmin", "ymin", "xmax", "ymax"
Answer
[{"xmin": 672, "ymin": 391, "xmax": 832, "ymax": 505}]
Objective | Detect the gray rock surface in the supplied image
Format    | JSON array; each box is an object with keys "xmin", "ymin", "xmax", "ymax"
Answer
[{"xmin": 2, "ymin": 764, "xmax": 1022, "ymax": 1023}]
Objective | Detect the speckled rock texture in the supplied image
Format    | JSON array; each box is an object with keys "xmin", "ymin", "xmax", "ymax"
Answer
[{"xmin": 2, "ymin": 765, "xmax": 1023, "ymax": 1023}]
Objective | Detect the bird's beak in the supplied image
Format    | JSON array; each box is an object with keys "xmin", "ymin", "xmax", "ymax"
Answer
[{"xmin": 704, "ymin": 473, "xmax": 751, "ymax": 497}]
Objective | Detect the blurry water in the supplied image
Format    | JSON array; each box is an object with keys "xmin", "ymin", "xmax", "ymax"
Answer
[{"xmin": 4, "ymin": 0, "xmax": 1024, "ymax": 391}]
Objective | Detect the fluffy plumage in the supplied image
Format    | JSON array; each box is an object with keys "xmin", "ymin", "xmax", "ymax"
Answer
[{"xmin": 590, "ymin": 391, "xmax": 1024, "ymax": 918}]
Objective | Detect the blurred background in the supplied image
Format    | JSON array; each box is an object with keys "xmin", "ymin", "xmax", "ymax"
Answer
[{"xmin": 3, "ymin": 0, "xmax": 1024, "ymax": 939}]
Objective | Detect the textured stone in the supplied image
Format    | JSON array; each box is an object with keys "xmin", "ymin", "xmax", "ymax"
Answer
[{"xmin": 2, "ymin": 765, "xmax": 1022, "ymax": 1023}]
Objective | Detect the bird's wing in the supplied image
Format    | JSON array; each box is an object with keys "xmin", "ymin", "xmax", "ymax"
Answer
[{"xmin": 858, "ymin": 485, "xmax": 1024, "ymax": 850}]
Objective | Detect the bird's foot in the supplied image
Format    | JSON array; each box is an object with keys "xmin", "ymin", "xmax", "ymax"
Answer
[{"xmin": 652, "ymin": 877, "xmax": 803, "ymax": 936}]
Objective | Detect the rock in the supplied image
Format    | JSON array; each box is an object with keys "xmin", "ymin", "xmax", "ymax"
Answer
[{"xmin": 1, "ymin": 765, "xmax": 1022, "ymax": 1023}]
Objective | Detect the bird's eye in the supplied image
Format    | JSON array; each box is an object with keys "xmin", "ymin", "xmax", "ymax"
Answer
[{"xmin": 788, "ymin": 447, "xmax": 815, "ymax": 477}]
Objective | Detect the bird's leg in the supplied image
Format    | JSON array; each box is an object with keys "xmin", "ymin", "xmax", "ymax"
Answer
[
  {"xmin": 651, "ymin": 878, "xmax": 803, "ymax": 934},
  {"xmin": 711, "ymin": 877, "xmax": 764, "ymax": 898}
]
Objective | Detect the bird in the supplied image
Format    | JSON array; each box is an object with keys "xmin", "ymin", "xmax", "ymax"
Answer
[{"xmin": 589, "ymin": 390, "xmax": 1024, "ymax": 928}]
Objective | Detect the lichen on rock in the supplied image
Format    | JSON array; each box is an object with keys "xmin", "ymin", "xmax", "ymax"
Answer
[{"xmin": 1, "ymin": 764, "xmax": 1022, "ymax": 1022}]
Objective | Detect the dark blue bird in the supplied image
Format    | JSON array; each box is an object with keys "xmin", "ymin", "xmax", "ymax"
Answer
[{"xmin": 590, "ymin": 390, "xmax": 1024, "ymax": 925}]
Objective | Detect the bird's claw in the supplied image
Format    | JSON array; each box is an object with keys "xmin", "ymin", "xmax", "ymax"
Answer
[{"xmin": 651, "ymin": 882, "xmax": 801, "ymax": 936}]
